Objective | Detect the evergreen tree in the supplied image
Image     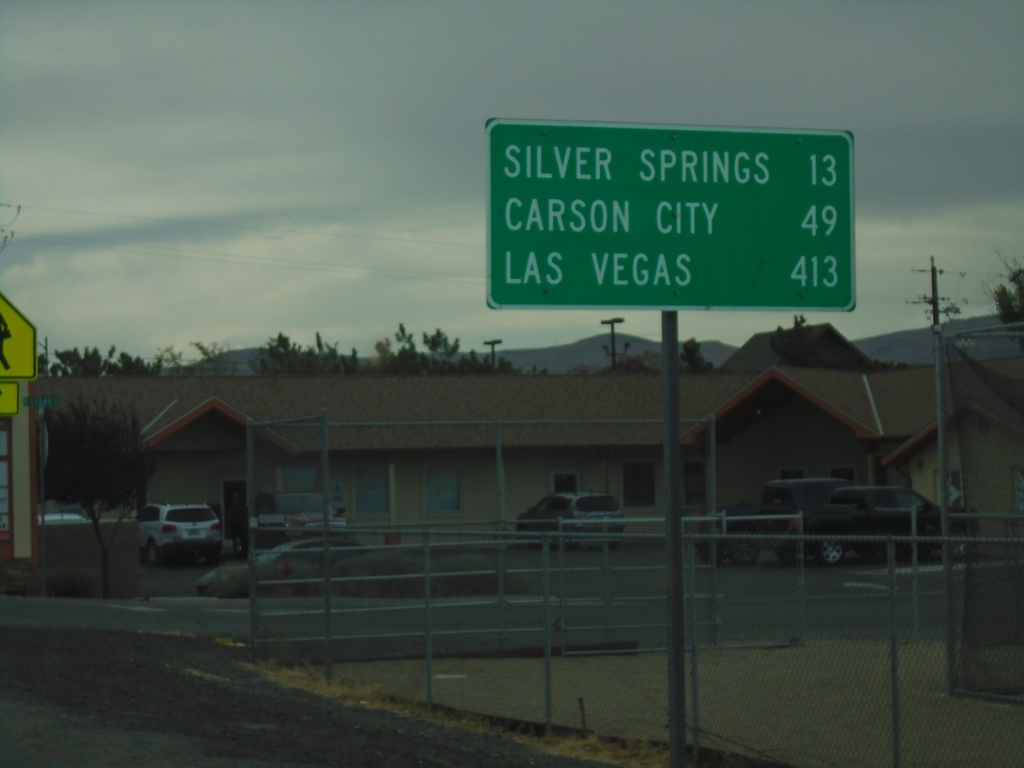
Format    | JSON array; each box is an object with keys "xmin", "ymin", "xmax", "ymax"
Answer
[
  {"xmin": 991, "ymin": 252, "xmax": 1024, "ymax": 325},
  {"xmin": 48, "ymin": 346, "xmax": 162, "ymax": 376}
]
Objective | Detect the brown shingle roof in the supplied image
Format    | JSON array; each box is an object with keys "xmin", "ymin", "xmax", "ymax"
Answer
[
  {"xmin": 865, "ymin": 366, "xmax": 937, "ymax": 437},
  {"xmin": 29, "ymin": 367, "xmax": 937, "ymax": 450}
]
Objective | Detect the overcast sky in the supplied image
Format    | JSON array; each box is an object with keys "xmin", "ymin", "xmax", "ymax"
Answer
[{"xmin": 2, "ymin": 1, "xmax": 1022, "ymax": 364}]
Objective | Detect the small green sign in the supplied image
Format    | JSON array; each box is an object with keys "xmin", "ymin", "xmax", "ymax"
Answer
[
  {"xmin": 23, "ymin": 395, "xmax": 59, "ymax": 407},
  {"xmin": 486, "ymin": 119, "xmax": 854, "ymax": 311}
]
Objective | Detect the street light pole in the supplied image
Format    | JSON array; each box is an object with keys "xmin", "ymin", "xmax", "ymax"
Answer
[
  {"xmin": 601, "ymin": 318, "xmax": 624, "ymax": 370},
  {"xmin": 483, "ymin": 339, "xmax": 502, "ymax": 369}
]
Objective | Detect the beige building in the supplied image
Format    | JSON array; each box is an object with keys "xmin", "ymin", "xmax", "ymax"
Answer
[{"xmin": 1, "ymin": 362, "xmax": 969, "ymax": 563}]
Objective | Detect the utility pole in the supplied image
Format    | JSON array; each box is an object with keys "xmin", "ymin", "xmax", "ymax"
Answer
[
  {"xmin": 483, "ymin": 339, "xmax": 502, "ymax": 368},
  {"xmin": 601, "ymin": 317, "xmax": 625, "ymax": 370},
  {"xmin": 912, "ymin": 256, "xmax": 964, "ymax": 327}
]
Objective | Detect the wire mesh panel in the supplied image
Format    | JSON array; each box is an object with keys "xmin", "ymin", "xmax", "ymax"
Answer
[
  {"xmin": 246, "ymin": 411, "xmax": 338, "ymax": 664},
  {"xmin": 944, "ymin": 321, "xmax": 1024, "ymax": 701},
  {"xmin": 679, "ymin": 531, "xmax": 1024, "ymax": 767}
]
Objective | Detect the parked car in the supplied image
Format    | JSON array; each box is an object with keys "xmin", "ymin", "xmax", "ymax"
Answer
[
  {"xmin": 37, "ymin": 504, "xmax": 91, "ymax": 525},
  {"xmin": 515, "ymin": 491, "xmax": 625, "ymax": 544},
  {"xmin": 252, "ymin": 492, "xmax": 350, "ymax": 549},
  {"xmin": 137, "ymin": 503, "xmax": 223, "ymax": 566}
]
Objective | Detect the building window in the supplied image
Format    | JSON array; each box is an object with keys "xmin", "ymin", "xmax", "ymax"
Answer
[
  {"xmin": 552, "ymin": 471, "xmax": 578, "ymax": 493},
  {"xmin": 830, "ymin": 467, "xmax": 855, "ymax": 482},
  {"xmin": 623, "ymin": 462, "xmax": 656, "ymax": 507},
  {"xmin": 280, "ymin": 466, "xmax": 318, "ymax": 492},
  {"xmin": 780, "ymin": 467, "xmax": 805, "ymax": 480},
  {"xmin": 683, "ymin": 461, "xmax": 706, "ymax": 505},
  {"xmin": 425, "ymin": 465, "xmax": 461, "ymax": 514},
  {"xmin": 355, "ymin": 465, "xmax": 389, "ymax": 517}
]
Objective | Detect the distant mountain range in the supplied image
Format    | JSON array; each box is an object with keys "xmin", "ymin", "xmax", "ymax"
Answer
[
  {"xmin": 493, "ymin": 334, "xmax": 734, "ymax": 372},
  {"xmin": 487, "ymin": 314, "xmax": 1012, "ymax": 372},
  {"xmin": 851, "ymin": 315, "xmax": 1010, "ymax": 365},
  {"xmin": 211, "ymin": 315, "xmax": 1011, "ymax": 374}
]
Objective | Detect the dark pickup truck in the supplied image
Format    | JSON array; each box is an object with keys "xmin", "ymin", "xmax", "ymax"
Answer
[
  {"xmin": 806, "ymin": 485, "xmax": 941, "ymax": 565},
  {"xmin": 700, "ymin": 478, "xmax": 847, "ymax": 565},
  {"xmin": 703, "ymin": 480, "xmax": 941, "ymax": 566}
]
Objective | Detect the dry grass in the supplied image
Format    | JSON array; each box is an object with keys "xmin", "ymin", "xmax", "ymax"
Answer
[
  {"xmin": 256, "ymin": 640, "xmax": 1024, "ymax": 768},
  {"xmin": 257, "ymin": 662, "xmax": 673, "ymax": 768}
]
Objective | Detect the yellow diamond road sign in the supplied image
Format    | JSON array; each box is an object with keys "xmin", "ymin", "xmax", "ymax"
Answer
[{"xmin": 0, "ymin": 292, "xmax": 37, "ymax": 380}]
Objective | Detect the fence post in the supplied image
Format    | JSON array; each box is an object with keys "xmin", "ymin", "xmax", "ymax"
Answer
[
  {"xmin": 495, "ymin": 420, "xmax": 505, "ymax": 525},
  {"xmin": 424, "ymin": 531, "xmax": 434, "ymax": 707},
  {"xmin": 497, "ymin": 533, "xmax": 507, "ymax": 650},
  {"xmin": 496, "ymin": 421, "xmax": 507, "ymax": 649},
  {"xmin": 542, "ymin": 539, "xmax": 554, "ymax": 732},
  {"xmin": 911, "ymin": 505, "xmax": 920, "ymax": 639},
  {"xmin": 602, "ymin": 535, "xmax": 612, "ymax": 641},
  {"xmin": 935, "ymin": 323, "xmax": 957, "ymax": 693},
  {"xmin": 684, "ymin": 535, "xmax": 702, "ymax": 767},
  {"xmin": 558, "ymin": 530, "xmax": 567, "ymax": 656},
  {"xmin": 246, "ymin": 417, "xmax": 259, "ymax": 662},
  {"xmin": 888, "ymin": 539, "xmax": 903, "ymax": 768},
  {"xmin": 709, "ymin": 512, "xmax": 722, "ymax": 648},
  {"xmin": 798, "ymin": 513, "xmax": 807, "ymax": 646},
  {"xmin": 321, "ymin": 409, "xmax": 333, "ymax": 682}
]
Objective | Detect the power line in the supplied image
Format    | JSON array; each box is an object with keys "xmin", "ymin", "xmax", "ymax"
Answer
[{"xmin": 16, "ymin": 231, "xmax": 484, "ymax": 285}]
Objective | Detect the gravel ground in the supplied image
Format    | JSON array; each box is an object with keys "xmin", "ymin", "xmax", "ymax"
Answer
[{"xmin": 0, "ymin": 626, "xmax": 626, "ymax": 768}]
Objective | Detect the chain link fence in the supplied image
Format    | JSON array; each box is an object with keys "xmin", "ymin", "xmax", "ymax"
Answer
[
  {"xmin": 942, "ymin": 321, "xmax": 1024, "ymax": 705},
  {"xmin": 240, "ymin": 407, "xmax": 1024, "ymax": 767}
]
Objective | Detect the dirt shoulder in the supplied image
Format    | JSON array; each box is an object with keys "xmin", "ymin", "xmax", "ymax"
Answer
[{"xmin": 0, "ymin": 626, "xmax": 619, "ymax": 768}]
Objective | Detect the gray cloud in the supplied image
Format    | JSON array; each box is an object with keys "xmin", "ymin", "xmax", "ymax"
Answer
[{"xmin": 1, "ymin": 1, "xmax": 1022, "ymax": 357}]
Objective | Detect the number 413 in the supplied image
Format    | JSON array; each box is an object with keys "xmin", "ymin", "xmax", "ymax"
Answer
[{"xmin": 791, "ymin": 255, "xmax": 839, "ymax": 288}]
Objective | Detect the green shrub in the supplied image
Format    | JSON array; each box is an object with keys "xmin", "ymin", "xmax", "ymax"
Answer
[
  {"xmin": 46, "ymin": 568, "xmax": 96, "ymax": 598},
  {"xmin": 205, "ymin": 560, "xmax": 325, "ymax": 599},
  {"xmin": 333, "ymin": 551, "xmax": 538, "ymax": 599},
  {"xmin": 204, "ymin": 550, "xmax": 539, "ymax": 600}
]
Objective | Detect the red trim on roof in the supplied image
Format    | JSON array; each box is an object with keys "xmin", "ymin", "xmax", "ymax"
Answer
[
  {"xmin": 682, "ymin": 366, "xmax": 880, "ymax": 444},
  {"xmin": 143, "ymin": 397, "xmax": 249, "ymax": 448},
  {"xmin": 882, "ymin": 421, "xmax": 938, "ymax": 466}
]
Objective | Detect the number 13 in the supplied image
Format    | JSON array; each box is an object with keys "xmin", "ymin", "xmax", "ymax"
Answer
[{"xmin": 810, "ymin": 154, "xmax": 837, "ymax": 187}]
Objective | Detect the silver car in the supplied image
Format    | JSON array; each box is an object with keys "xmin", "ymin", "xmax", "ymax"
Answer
[
  {"xmin": 138, "ymin": 503, "xmax": 223, "ymax": 566},
  {"xmin": 515, "ymin": 491, "xmax": 626, "ymax": 545},
  {"xmin": 38, "ymin": 504, "xmax": 91, "ymax": 525}
]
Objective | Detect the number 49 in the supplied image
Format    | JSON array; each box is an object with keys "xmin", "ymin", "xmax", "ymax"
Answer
[{"xmin": 801, "ymin": 205, "xmax": 837, "ymax": 236}]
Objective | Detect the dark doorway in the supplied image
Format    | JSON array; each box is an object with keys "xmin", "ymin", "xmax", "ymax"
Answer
[{"xmin": 222, "ymin": 480, "xmax": 247, "ymax": 557}]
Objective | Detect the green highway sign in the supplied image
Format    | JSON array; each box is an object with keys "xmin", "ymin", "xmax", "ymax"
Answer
[{"xmin": 486, "ymin": 119, "xmax": 854, "ymax": 311}]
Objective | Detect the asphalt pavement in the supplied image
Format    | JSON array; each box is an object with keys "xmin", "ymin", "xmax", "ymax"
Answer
[{"xmin": 2, "ymin": 549, "xmax": 954, "ymax": 654}]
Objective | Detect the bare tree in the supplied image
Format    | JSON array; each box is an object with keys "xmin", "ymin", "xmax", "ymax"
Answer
[{"xmin": 44, "ymin": 397, "xmax": 155, "ymax": 598}]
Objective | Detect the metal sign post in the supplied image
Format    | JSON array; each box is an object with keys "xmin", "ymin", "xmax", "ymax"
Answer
[
  {"xmin": 486, "ymin": 118, "xmax": 855, "ymax": 768},
  {"xmin": 662, "ymin": 311, "xmax": 686, "ymax": 767}
]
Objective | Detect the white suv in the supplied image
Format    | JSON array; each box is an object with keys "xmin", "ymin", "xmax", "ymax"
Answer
[{"xmin": 138, "ymin": 503, "xmax": 223, "ymax": 566}]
